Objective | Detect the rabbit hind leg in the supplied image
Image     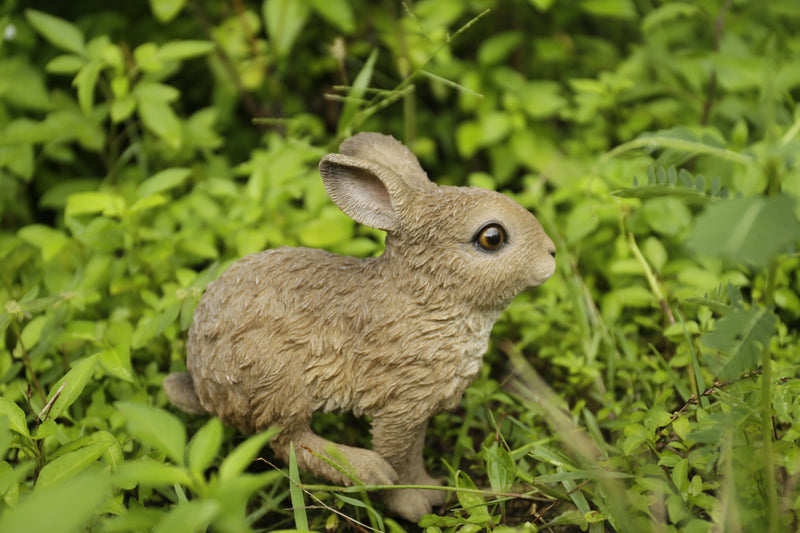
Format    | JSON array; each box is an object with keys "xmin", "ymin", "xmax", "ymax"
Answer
[{"xmin": 272, "ymin": 425, "xmax": 398, "ymax": 487}]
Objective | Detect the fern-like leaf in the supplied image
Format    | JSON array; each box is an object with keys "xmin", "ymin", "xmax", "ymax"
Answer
[
  {"xmin": 686, "ymin": 283, "xmax": 744, "ymax": 314},
  {"xmin": 613, "ymin": 165, "xmax": 726, "ymax": 205}
]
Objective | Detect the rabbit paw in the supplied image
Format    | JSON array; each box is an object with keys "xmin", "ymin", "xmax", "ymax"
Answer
[
  {"xmin": 414, "ymin": 473, "xmax": 446, "ymax": 506},
  {"xmin": 342, "ymin": 447, "xmax": 399, "ymax": 486},
  {"xmin": 383, "ymin": 487, "xmax": 437, "ymax": 523},
  {"xmin": 422, "ymin": 485, "xmax": 446, "ymax": 506}
]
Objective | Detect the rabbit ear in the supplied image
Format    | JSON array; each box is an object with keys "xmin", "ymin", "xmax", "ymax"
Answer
[
  {"xmin": 319, "ymin": 154, "xmax": 402, "ymax": 231},
  {"xmin": 338, "ymin": 133, "xmax": 432, "ymax": 191},
  {"xmin": 319, "ymin": 133, "xmax": 434, "ymax": 232}
]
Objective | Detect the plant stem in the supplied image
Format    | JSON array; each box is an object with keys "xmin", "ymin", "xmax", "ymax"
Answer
[
  {"xmin": 764, "ymin": 259, "xmax": 778, "ymax": 308},
  {"xmin": 13, "ymin": 323, "xmax": 46, "ymax": 403},
  {"xmin": 761, "ymin": 343, "xmax": 779, "ymax": 532},
  {"xmin": 627, "ymin": 232, "xmax": 675, "ymax": 325}
]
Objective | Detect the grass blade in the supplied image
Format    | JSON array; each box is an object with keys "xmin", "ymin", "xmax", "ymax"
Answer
[{"xmin": 288, "ymin": 443, "xmax": 309, "ymax": 530}]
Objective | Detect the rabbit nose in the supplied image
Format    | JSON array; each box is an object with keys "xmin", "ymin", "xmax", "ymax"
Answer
[{"xmin": 543, "ymin": 236, "xmax": 556, "ymax": 258}]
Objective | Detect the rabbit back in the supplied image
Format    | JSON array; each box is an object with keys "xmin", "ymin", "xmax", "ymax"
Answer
[
  {"xmin": 185, "ymin": 244, "xmax": 499, "ymax": 433},
  {"xmin": 186, "ymin": 247, "xmax": 363, "ymax": 431}
]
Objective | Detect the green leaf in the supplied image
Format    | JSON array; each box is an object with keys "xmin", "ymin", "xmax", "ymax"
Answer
[
  {"xmin": 601, "ymin": 127, "xmax": 755, "ymax": 167},
  {"xmin": 44, "ymin": 353, "xmax": 100, "ymax": 421},
  {"xmin": 671, "ymin": 457, "xmax": 689, "ymax": 495},
  {"xmin": 0, "ymin": 58, "xmax": 51, "ymax": 112},
  {"xmin": 288, "ymin": 443, "xmax": 309, "ymax": 530},
  {"xmin": 152, "ymin": 500, "xmax": 219, "ymax": 533},
  {"xmin": 0, "ymin": 471, "xmax": 109, "ymax": 533},
  {"xmin": 455, "ymin": 121, "xmax": 481, "ymax": 158},
  {"xmin": 701, "ymin": 307, "xmax": 778, "ymax": 380},
  {"xmin": 95, "ymin": 430, "xmax": 124, "ymax": 471},
  {"xmin": 137, "ymin": 97, "xmax": 182, "ymax": 149},
  {"xmin": 111, "ymin": 95, "xmax": 136, "ymax": 123},
  {"xmin": 46, "ymin": 54, "xmax": 87, "ymax": 75},
  {"xmin": 0, "ymin": 397, "xmax": 29, "ymax": 437},
  {"xmin": 116, "ymin": 402, "xmax": 187, "ymax": 465},
  {"xmin": 65, "ymin": 191, "xmax": 126, "ymax": 217},
  {"xmin": 580, "ymin": 0, "xmax": 637, "ymax": 19},
  {"xmin": 25, "ymin": 9, "xmax": 86, "ymax": 55},
  {"xmin": 455, "ymin": 471, "xmax": 491, "ymax": 522},
  {"xmin": 73, "ymin": 59, "xmax": 103, "ymax": 114},
  {"xmin": 36, "ymin": 440, "xmax": 111, "ymax": 490},
  {"xmin": 149, "ymin": 0, "xmax": 187, "ymax": 24},
  {"xmin": 642, "ymin": 197, "xmax": 692, "ymax": 237},
  {"xmin": 485, "ymin": 441, "xmax": 515, "ymax": 493},
  {"xmin": 642, "ymin": 3, "xmax": 700, "ymax": 33},
  {"xmin": 218, "ymin": 428, "xmax": 279, "ymax": 482},
  {"xmin": 612, "ymin": 184, "xmax": 714, "ymax": 205},
  {"xmin": 156, "ymin": 40, "xmax": 215, "ymax": 62},
  {"xmin": 188, "ymin": 418, "xmax": 224, "ymax": 476},
  {"xmin": 686, "ymin": 194, "xmax": 800, "ymax": 267},
  {"xmin": 478, "ymin": 111, "xmax": 512, "ymax": 147},
  {"xmin": 673, "ymin": 416, "xmax": 691, "ymax": 441},
  {"xmin": 297, "ymin": 209, "xmax": 354, "ymax": 248},
  {"xmin": 100, "ymin": 509, "xmax": 162, "ymax": 532},
  {"xmin": 137, "ymin": 168, "xmax": 191, "ymax": 198},
  {"xmin": 178, "ymin": 236, "xmax": 220, "ymax": 260},
  {"xmin": 309, "ymin": 0, "xmax": 355, "ymax": 33},
  {"xmin": 208, "ymin": 472, "xmax": 283, "ymax": 531},
  {"xmin": 130, "ymin": 194, "xmax": 168, "ymax": 214},
  {"xmin": 520, "ymin": 81, "xmax": 567, "ymax": 119},
  {"xmin": 115, "ymin": 457, "xmax": 193, "ymax": 487},
  {"xmin": 667, "ymin": 493, "xmax": 690, "ymax": 523},
  {"xmin": 0, "ymin": 417, "xmax": 9, "ymax": 458},
  {"xmin": 528, "ymin": 0, "xmax": 555, "ymax": 10},
  {"xmin": 635, "ymin": 476, "xmax": 672, "ymax": 495},
  {"xmin": 18, "ymin": 224, "xmax": 70, "ymax": 262},
  {"xmin": 621, "ymin": 424, "xmax": 649, "ymax": 455},
  {"xmin": 131, "ymin": 302, "xmax": 181, "ymax": 349},
  {"xmin": 478, "ymin": 31, "xmax": 523, "ymax": 66},
  {"xmin": 264, "ymin": 0, "xmax": 311, "ymax": 59},
  {"xmin": 99, "ymin": 343, "xmax": 134, "ymax": 383},
  {"xmin": 134, "ymin": 42, "xmax": 164, "ymax": 72},
  {"xmin": 0, "ymin": 143, "xmax": 35, "ymax": 180},
  {"xmin": 565, "ymin": 206, "xmax": 599, "ymax": 245},
  {"xmin": 333, "ymin": 492, "xmax": 385, "ymax": 530},
  {"xmin": 134, "ymin": 80, "xmax": 179, "ymax": 100}
]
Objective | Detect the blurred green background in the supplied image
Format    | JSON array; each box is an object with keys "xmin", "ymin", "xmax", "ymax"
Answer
[{"xmin": 1, "ymin": 1, "xmax": 799, "ymax": 531}]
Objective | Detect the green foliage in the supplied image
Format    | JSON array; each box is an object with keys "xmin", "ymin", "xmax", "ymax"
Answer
[{"xmin": 1, "ymin": 0, "xmax": 800, "ymax": 532}]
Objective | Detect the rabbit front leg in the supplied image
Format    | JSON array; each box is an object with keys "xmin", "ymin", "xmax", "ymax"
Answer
[{"xmin": 371, "ymin": 417, "xmax": 446, "ymax": 522}]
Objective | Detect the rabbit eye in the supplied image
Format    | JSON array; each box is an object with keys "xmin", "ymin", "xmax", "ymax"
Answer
[{"xmin": 474, "ymin": 223, "xmax": 507, "ymax": 252}]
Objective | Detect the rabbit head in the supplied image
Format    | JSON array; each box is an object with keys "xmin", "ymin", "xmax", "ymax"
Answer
[{"xmin": 320, "ymin": 133, "xmax": 556, "ymax": 313}]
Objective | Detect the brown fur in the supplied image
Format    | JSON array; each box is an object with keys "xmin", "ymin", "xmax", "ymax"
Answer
[{"xmin": 163, "ymin": 133, "xmax": 556, "ymax": 522}]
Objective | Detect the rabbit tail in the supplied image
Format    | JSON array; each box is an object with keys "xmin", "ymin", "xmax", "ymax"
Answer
[{"xmin": 163, "ymin": 372, "xmax": 207, "ymax": 415}]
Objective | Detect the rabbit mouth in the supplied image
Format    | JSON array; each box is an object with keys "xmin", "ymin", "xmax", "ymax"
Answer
[{"xmin": 531, "ymin": 253, "xmax": 557, "ymax": 287}]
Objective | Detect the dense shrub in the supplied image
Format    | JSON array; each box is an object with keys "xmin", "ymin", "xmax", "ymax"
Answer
[{"xmin": 1, "ymin": 1, "xmax": 799, "ymax": 531}]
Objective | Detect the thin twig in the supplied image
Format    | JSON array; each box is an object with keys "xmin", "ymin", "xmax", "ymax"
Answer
[
  {"xmin": 187, "ymin": 0, "xmax": 267, "ymax": 124},
  {"xmin": 38, "ymin": 381, "xmax": 66, "ymax": 422},
  {"xmin": 627, "ymin": 232, "xmax": 675, "ymax": 325}
]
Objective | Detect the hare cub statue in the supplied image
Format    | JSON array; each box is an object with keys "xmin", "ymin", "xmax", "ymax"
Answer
[{"xmin": 164, "ymin": 132, "xmax": 556, "ymax": 522}]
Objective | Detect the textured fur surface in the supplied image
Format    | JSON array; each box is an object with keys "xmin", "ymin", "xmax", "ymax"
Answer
[{"xmin": 163, "ymin": 133, "xmax": 556, "ymax": 522}]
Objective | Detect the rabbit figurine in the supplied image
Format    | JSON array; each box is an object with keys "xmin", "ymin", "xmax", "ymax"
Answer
[{"xmin": 164, "ymin": 132, "xmax": 556, "ymax": 522}]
